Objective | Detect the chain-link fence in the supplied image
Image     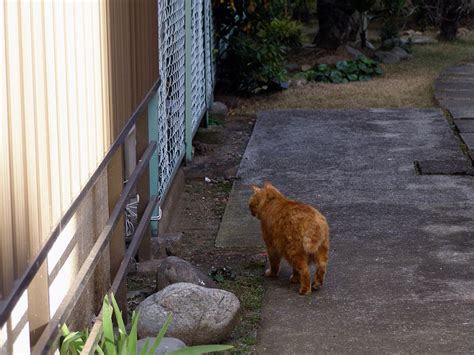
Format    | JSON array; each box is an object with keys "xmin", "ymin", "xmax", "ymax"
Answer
[{"xmin": 151, "ymin": 0, "xmax": 215, "ymax": 207}]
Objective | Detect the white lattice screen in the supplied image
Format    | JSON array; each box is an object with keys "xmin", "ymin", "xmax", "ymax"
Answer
[{"xmin": 153, "ymin": 0, "xmax": 214, "ymax": 201}]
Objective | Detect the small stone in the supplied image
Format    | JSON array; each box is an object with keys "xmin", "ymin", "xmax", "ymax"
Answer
[
  {"xmin": 133, "ymin": 259, "xmax": 164, "ymax": 276},
  {"xmin": 301, "ymin": 64, "xmax": 312, "ymax": 72},
  {"xmin": 344, "ymin": 45, "xmax": 364, "ymax": 59},
  {"xmin": 286, "ymin": 63, "xmax": 300, "ymax": 72},
  {"xmin": 374, "ymin": 50, "xmax": 400, "ymax": 64},
  {"xmin": 156, "ymin": 256, "xmax": 217, "ymax": 291},
  {"xmin": 137, "ymin": 283, "xmax": 240, "ymax": 345},
  {"xmin": 151, "ymin": 233, "xmax": 183, "ymax": 258},
  {"xmin": 137, "ymin": 337, "xmax": 186, "ymax": 355},
  {"xmin": 295, "ymin": 79, "xmax": 307, "ymax": 88},
  {"xmin": 390, "ymin": 47, "xmax": 411, "ymax": 61},
  {"xmin": 410, "ymin": 35, "xmax": 438, "ymax": 45},
  {"xmin": 210, "ymin": 101, "xmax": 228, "ymax": 119},
  {"xmin": 365, "ymin": 41, "xmax": 375, "ymax": 50}
]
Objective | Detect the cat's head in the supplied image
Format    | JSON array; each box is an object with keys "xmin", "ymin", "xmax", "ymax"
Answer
[{"xmin": 249, "ymin": 182, "xmax": 281, "ymax": 218}]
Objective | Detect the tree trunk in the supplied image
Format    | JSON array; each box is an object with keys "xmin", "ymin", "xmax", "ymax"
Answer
[
  {"xmin": 438, "ymin": 0, "xmax": 469, "ymax": 41},
  {"xmin": 313, "ymin": 0, "xmax": 357, "ymax": 50}
]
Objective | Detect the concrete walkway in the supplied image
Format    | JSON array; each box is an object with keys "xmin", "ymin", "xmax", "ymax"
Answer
[{"xmin": 217, "ymin": 108, "xmax": 474, "ymax": 353}]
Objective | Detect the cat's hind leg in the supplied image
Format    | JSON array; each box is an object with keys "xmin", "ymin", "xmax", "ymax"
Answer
[
  {"xmin": 290, "ymin": 257, "xmax": 311, "ymax": 295},
  {"xmin": 312, "ymin": 239, "xmax": 329, "ymax": 290},
  {"xmin": 265, "ymin": 248, "xmax": 281, "ymax": 277},
  {"xmin": 290, "ymin": 270, "xmax": 299, "ymax": 284}
]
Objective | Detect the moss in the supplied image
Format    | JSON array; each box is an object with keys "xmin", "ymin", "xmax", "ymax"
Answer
[{"xmin": 218, "ymin": 263, "xmax": 265, "ymax": 354}]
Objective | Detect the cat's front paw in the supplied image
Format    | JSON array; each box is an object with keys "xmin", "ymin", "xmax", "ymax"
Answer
[
  {"xmin": 264, "ymin": 268, "xmax": 278, "ymax": 277},
  {"xmin": 299, "ymin": 286, "xmax": 311, "ymax": 295}
]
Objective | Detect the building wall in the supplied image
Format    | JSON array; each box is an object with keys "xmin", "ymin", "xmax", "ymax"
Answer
[{"xmin": 0, "ymin": 0, "xmax": 158, "ymax": 350}]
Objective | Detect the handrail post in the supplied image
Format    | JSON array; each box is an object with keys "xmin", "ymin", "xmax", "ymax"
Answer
[
  {"xmin": 148, "ymin": 91, "xmax": 159, "ymax": 234},
  {"xmin": 184, "ymin": 0, "xmax": 193, "ymax": 163}
]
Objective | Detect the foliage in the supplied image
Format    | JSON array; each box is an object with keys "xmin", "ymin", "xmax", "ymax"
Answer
[
  {"xmin": 304, "ymin": 56, "xmax": 383, "ymax": 84},
  {"xmin": 60, "ymin": 325, "xmax": 89, "ymax": 355},
  {"xmin": 209, "ymin": 265, "xmax": 236, "ymax": 282},
  {"xmin": 351, "ymin": 0, "xmax": 376, "ymax": 13},
  {"xmin": 412, "ymin": 0, "xmax": 470, "ymax": 40},
  {"xmin": 213, "ymin": 0, "xmax": 303, "ymax": 94},
  {"xmin": 377, "ymin": 0, "xmax": 412, "ymax": 46},
  {"xmin": 265, "ymin": 18, "xmax": 303, "ymax": 48},
  {"xmin": 380, "ymin": 20, "xmax": 401, "ymax": 42},
  {"xmin": 59, "ymin": 293, "xmax": 233, "ymax": 355}
]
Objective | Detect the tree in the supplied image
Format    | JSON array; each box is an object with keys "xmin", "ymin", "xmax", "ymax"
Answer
[
  {"xmin": 414, "ymin": 0, "xmax": 470, "ymax": 41},
  {"xmin": 313, "ymin": 0, "xmax": 358, "ymax": 49},
  {"xmin": 439, "ymin": 0, "xmax": 470, "ymax": 41}
]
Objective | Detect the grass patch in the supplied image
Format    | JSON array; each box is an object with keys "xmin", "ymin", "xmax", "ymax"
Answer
[
  {"xmin": 219, "ymin": 262, "xmax": 265, "ymax": 354},
  {"xmin": 235, "ymin": 38, "xmax": 474, "ymax": 113},
  {"xmin": 213, "ymin": 180, "xmax": 234, "ymax": 194}
]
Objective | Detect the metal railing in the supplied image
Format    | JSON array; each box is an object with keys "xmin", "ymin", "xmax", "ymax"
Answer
[{"xmin": 0, "ymin": 79, "xmax": 160, "ymax": 354}]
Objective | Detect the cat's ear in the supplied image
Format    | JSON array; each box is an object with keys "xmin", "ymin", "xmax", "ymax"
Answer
[
  {"xmin": 263, "ymin": 181, "xmax": 273, "ymax": 188},
  {"xmin": 251, "ymin": 185, "xmax": 261, "ymax": 193}
]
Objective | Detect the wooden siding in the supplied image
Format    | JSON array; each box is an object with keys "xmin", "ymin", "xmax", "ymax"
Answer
[{"xmin": 0, "ymin": 0, "xmax": 158, "ymax": 351}]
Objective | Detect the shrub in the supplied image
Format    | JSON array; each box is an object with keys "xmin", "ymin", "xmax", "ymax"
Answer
[
  {"xmin": 213, "ymin": 0, "xmax": 303, "ymax": 94},
  {"xmin": 304, "ymin": 56, "xmax": 384, "ymax": 84},
  {"xmin": 264, "ymin": 18, "xmax": 303, "ymax": 49}
]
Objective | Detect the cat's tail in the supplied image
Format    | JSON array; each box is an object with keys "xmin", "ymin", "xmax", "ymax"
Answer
[{"xmin": 302, "ymin": 220, "xmax": 329, "ymax": 255}]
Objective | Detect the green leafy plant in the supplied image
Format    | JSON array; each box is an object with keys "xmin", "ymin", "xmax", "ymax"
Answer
[
  {"xmin": 304, "ymin": 56, "xmax": 383, "ymax": 84},
  {"xmin": 60, "ymin": 325, "xmax": 89, "ymax": 354},
  {"xmin": 213, "ymin": 0, "xmax": 303, "ymax": 94},
  {"xmin": 59, "ymin": 293, "xmax": 233, "ymax": 355},
  {"xmin": 263, "ymin": 18, "xmax": 303, "ymax": 48}
]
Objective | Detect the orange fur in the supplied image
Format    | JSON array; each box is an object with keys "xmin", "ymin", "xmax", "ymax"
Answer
[{"xmin": 249, "ymin": 182, "xmax": 329, "ymax": 295}]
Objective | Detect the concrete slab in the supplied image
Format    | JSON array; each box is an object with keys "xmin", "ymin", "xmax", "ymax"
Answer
[
  {"xmin": 455, "ymin": 120, "xmax": 474, "ymax": 133},
  {"xmin": 217, "ymin": 109, "xmax": 474, "ymax": 353},
  {"xmin": 460, "ymin": 132, "xmax": 474, "ymax": 150},
  {"xmin": 447, "ymin": 105, "xmax": 474, "ymax": 119},
  {"xmin": 416, "ymin": 159, "xmax": 474, "ymax": 175}
]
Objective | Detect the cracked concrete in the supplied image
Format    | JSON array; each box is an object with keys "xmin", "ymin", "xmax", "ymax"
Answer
[{"xmin": 217, "ymin": 108, "xmax": 474, "ymax": 353}]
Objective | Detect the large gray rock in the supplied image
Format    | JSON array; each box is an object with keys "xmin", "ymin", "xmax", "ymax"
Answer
[
  {"xmin": 210, "ymin": 101, "xmax": 228, "ymax": 119},
  {"xmin": 137, "ymin": 337, "xmax": 186, "ymax": 355},
  {"xmin": 390, "ymin": 46, "xmax": 411, "ymax": 61},
  {"xmin": 374, "ymin": 50, "xmax": 400, "ymax": 64},
  {"xmin": 344, "ymin": 45, "xmax": 364, "ymax": 59},
  {"xmin": 374, "ymin": 47, "xmax": 411, "ymax": 64},
  {"xmin": 137, "ymin": 283, "xmax": 240, "ymax": 345},
  {"xmin": 156, "ymin": 256, "xmax": 216, "ymax": 291}
]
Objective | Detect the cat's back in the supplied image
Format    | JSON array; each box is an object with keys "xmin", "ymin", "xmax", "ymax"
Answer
[{"xmin": 270, "ymin": 197, "xmax": 327, "ymax": 228}]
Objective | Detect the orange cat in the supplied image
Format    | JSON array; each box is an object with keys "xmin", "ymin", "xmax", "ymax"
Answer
[{"xmin": 249, "ymin": 182, "xmax": 329, "ymax": 295}]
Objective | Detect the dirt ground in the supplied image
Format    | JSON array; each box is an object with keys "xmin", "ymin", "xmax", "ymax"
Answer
[{"xmin": 128, "ymin": 112, "xmax": 265, "ymax": 353}]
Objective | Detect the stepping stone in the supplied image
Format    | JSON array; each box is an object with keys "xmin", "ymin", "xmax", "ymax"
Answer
[
  {"xmin": 443, "ymin": 66, "xmax": 474, "ymax": 75},
  {"xmin": 455, "ymin": 120, "xmax": 474, "ymax": 133},
  {"xmin": 448, "ymin": 106, "xmax": 474, "ymax": 120},
  {"xmin": 460, "ymin": 133, "xmax": 474, "ymax": 149},
  {"xmin": 415, "ymin": 160, "xmax": 474, "ymax": 175},
  {"xmin": 435, "ymin": 81, "xmax": 474, "ymax": 92}
]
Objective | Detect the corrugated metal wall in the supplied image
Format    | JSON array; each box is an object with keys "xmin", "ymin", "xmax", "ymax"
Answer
[
  {"xmin": 0, "ymin": 0, "xmax": 158, "ymax": 351},
  {"xmin": 0, "ymin": 0, "xmax": 109, "ymax": 300}
]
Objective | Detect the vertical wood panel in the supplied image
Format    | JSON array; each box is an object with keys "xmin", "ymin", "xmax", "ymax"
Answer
[
  {"xmin": 5, "ymin": 0, "xmax": 30, "ymax": 277},
  {"xmin": 54, "ymin": 0, "xmax": 72, "ymax": 215},
  {"xmin": 43, "ymin": 0, "xmax": 62, "ymax": 228},
  {"xmin": 0, "ymin": 0, "xmax": 15, "ymax": 298},
  {"xmin": 65, "ymin": 1, "xmax": 81, "ymax": 197},
  {"xmin": 1, "ymin": 0, "xmax": 160, "ymax": 348}
]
